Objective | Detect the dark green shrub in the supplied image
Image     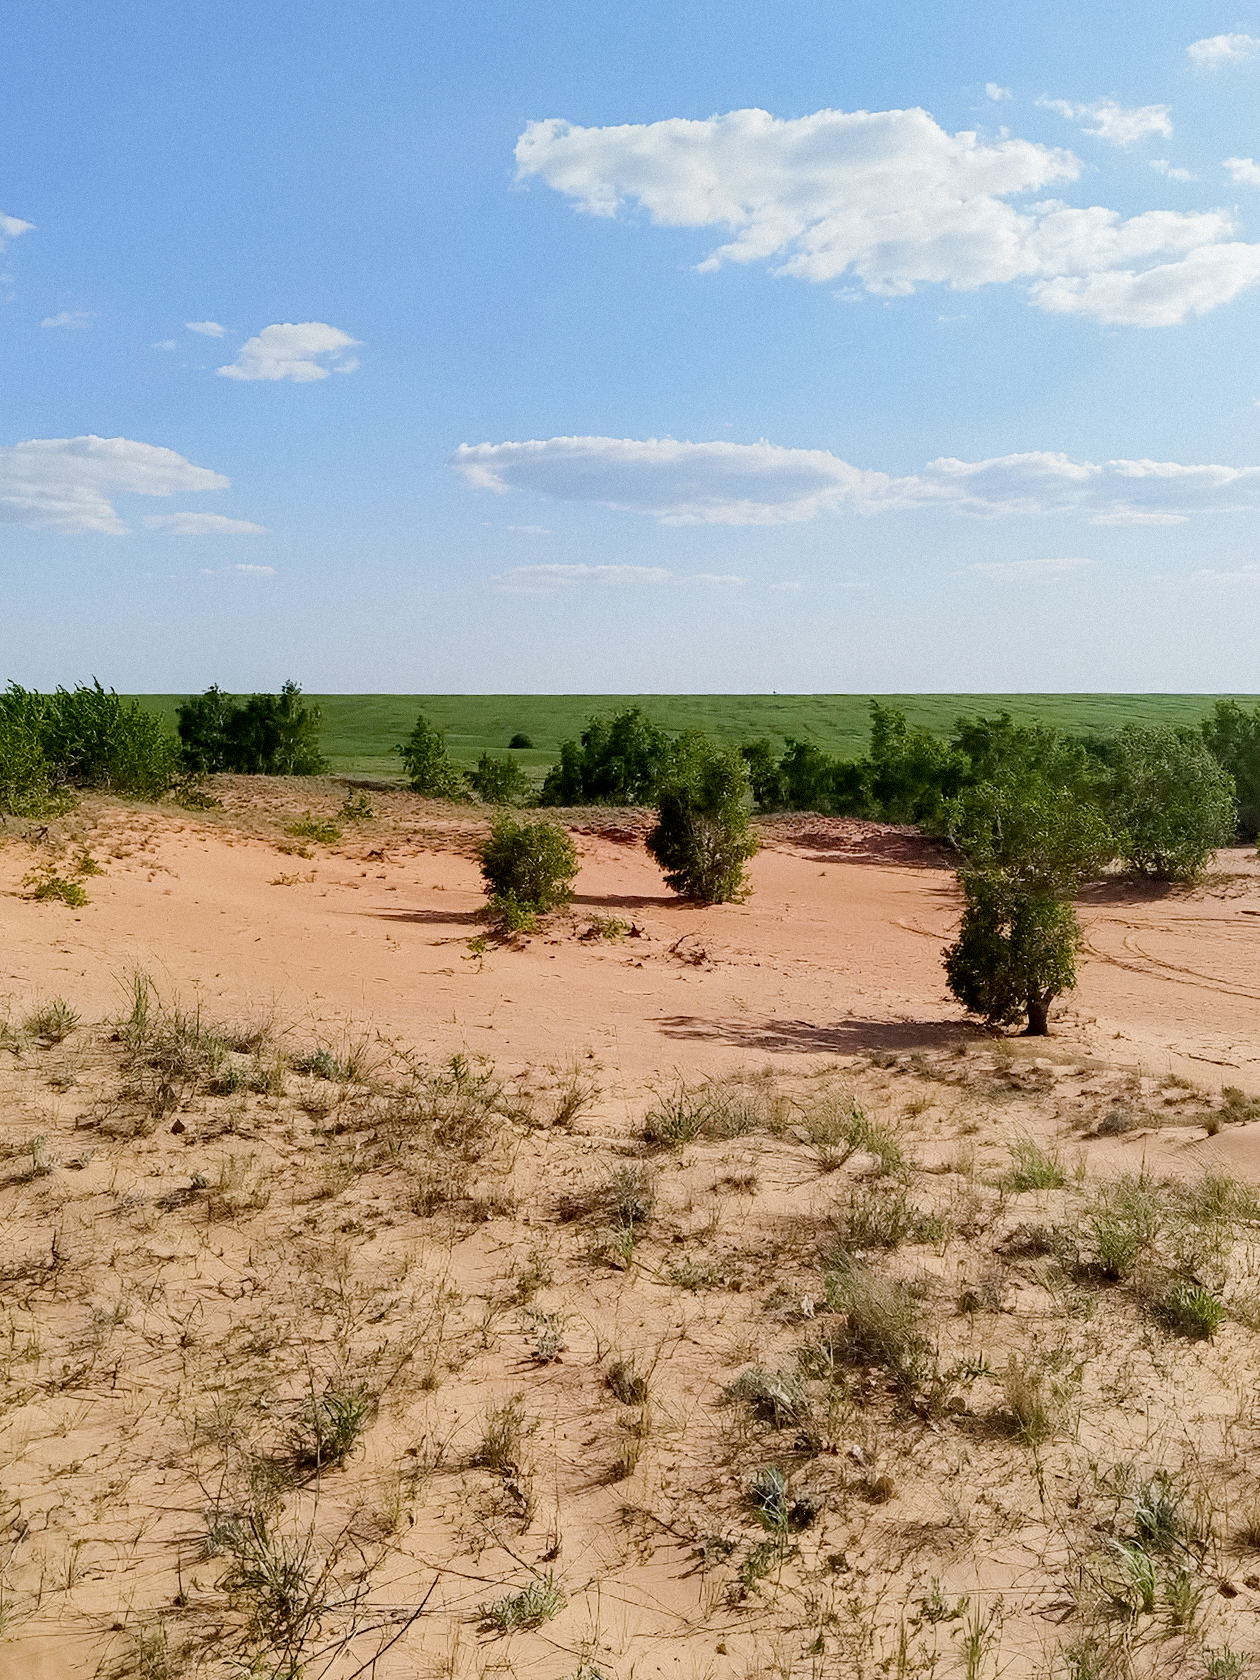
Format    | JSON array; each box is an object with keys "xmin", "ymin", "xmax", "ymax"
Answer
[
  {"xmin": 508, "ymin": 732, "xmax": 533, "ymax": 749},
  {"xmin": 741, "ymin": 739, "xmax": 785, "ymax": 810},
  {"xmin": 1203, "ymin": 699, "xmax": 1260, "ymax": 839},
  {"xmin": 943, "ymin": 778, "xmax": 1115, "ymax": 894},
  {"xmin": 945, "ymin": 873, "xmax": 1082, "ymax": 1036},
  {"xmin": 0, "ymin": 710, "xmax": 61, "ymax": 816},
  {"xmin": 396, "ymin": 712, "xmax": 464, "ymax": 798},
  {"xmin": 646, "ymin": 741, "xmax": 757, "ymax": 903},
  {"xmin": 479, "ymin": 817, "xmax": 578, "ymax": 913},
  {"xmin": 1106, "ymin": 725, "xmax": 1234, "ymax": 880},
  {"xmin": 539, "ymin": 706, "xmax": 677, "ymax": 805},
  {"xmin": 466, "ymin": 752, "xmax": 530, "ymax": 806},
  {"xmin": 176, "ymin": 681, "xmax": 327, "ymax": 776}
]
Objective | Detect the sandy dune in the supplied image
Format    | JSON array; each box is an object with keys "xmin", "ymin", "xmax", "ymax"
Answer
[{"xmin": 2, "ymin": 787, "xmax": 1259, "ymax": 1091}]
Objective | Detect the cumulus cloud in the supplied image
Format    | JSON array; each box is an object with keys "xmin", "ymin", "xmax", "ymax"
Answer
[
  {"xmin": 0, "ymin": 435, "xmax": 230, "ymax": 534},
  {"xmin": 452, "ymin": 433, "xmax": 1260, "ymax": 528},
  {"xmin": 516, "ymin": 105, "xmax": 1260, "ymax": 325},
  {"xmin": 1038, "ymin": 97, "xmax": 1172, "ymax": 146},
  {"xmin": 1151, "ymin": 160, "xmax": 1195, "ymax": 181},
  {"xmin": 985, "ymin": 83, "xmax": 1012, "ymax": 102},
  {"xmin": 142, "ymin": 512, "xmax": 268, "ymax": 535},
  {"xmin": 0, "ymin": 212, "xmax": 33, "ymax": 249},
  {"xmin": 962, "ymin": 556, "xmax": 1093, "ymax": 579},
  {"xmin": 40, "ymin": 310, "xmax": 96, "ymax": 330},
  {"xmin": 497, "ymin": 562, "xmax": 674, "ymax": 592},
  {"xmin": 1225, "ymin": 156, "xmax": 1260, "ymax": 186},
  {"xmin": 1187, "ymin": 33, "xmax": 1260, "ymax": 65},
  {"xmin": 217, "ymin": 322, "xmax": 360, "ymax": 382},
  {"xmin": 186, "ymin": 320, "xmax": 226, "ymax": 337}
]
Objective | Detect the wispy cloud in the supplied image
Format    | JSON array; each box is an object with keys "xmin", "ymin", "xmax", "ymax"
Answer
[
  {"xmin": 186, "ymin": 320, "xmax": 227, "ymax": 337},
  {"xmin": 1037, "ymin": 96, "xmax": 1172, "ymax": 147},
  {"xmin": 1225, "ymin": 156, "xmax": 1260, "ymax": 186},
  {"xmin": 152, "ymin": 339, "xmax": 179, "ymax": 351},
  {"xmin": 985, "ymin": 83, "xmax": 1012, "ymax": 102},
  {"xmin": 515, "ymin": 104, "xmax": 1258, "ymax": 326},
  {"xmin": 143, "ymin": 512, "xmax": 268, "ymax": 536},
  {"xmin": 40, "ymin": 310, "xmax": 96, "ymax": 330},
  {"xmin": 217, "ymin": 322, "xmax": 360, "ymax": 382},
  {"xmin": 0, "ymin": 212, "xmax": 33, "ymax": 250},
  {"xmin": 505, "ymin": 523, "xmax": 554, "ymax": 533},
  {"xmin": 0, "ymin": 435, "xmax": 230, "ymax": 534},
  {"xmin": 1187, "ymin": 33, "xmax": 1260, "ymax": 66},
  {"xmin": 1150, "ymin": 160, "xmax": 1195, "ymax": 181},
  {"xmin": 200, "ymin": 563, "xmax": 277, "ymax": 577},
  {"xmin": 692, "ymin": 572, "xmax": 746, "ymax": 585},
  {"xmin": 961, "ymin": 557, "xmax": 1093, "ymax": 580},
  {"xmin": 496, "ymin": 562, "xmax": 674, "ymax": 593},
  {"xmin": 454, "ymin": 433, "xmax": 1260, "ymax": 528}
]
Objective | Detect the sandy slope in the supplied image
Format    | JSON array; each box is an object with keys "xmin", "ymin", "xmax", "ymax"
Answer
[{"xmin": 2, "ymin": 788, "xmax": 1259, "ymax": 1091}]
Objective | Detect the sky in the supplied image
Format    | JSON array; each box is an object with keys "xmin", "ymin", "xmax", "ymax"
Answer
[{"xmin": 4, "ymin": 0, "xmax": 1260, "ymax": 693}]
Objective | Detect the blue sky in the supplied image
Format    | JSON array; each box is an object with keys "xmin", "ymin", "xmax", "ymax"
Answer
[{"xmin": 4, "ymin": 0, "xmax": 1260, "ymax": 692}]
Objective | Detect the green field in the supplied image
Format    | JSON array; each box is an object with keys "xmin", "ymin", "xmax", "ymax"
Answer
[{"xmin": 131, "ymin": 693, "xmax": 1260, "ymax": 781}]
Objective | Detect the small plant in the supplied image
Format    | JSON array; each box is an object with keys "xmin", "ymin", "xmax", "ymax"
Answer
[
  {"xmin": 172, "ymin": 771, "xmax": 222, "ymax": 809},
  {"xmin": 747, "ymin": 1466, "xmax": 791, "ymax": 1532},
  {"xmin": 1203, "ymin": 1648, "xmax": 1246, "ymax": 1680},
  {"xmin": 1153, "ymin": 1280, "xmax": 1225, "ymax": 1339},
  {"xmin": 25, "ymin": 871, "xmax": 89, "ymax": 907},
  {"xmin": 606, "ymin": 1356, "xmax": 650, "ymax": 1405},
  {"xmin": 999, "ymin": 1353, "xmax": 1066, "ymax": 1446},
  {"xmin": 396, "ymin": 711, "xmax": 465, "ymax": 798},
  {"xmin": 524, "ymin": 1310, "xmax": 567, "ymax": 1363},
  {"xmin": 581, "ymin": 913, "xmax": 629, "ymax": 940},
  {"xmin": 338, "ymin": 791, "xmax": 374, "ymax": 821},
  {"xmin": 288, "ymin": 1381, "xmax": 372, "ymax": 1471},
  {"xmin": 474, "ymin": 1396, "xmax": 529, "ymax": 1473},
  {"xmin": 823, "ymin": 1265, "xmax": 928, "ymax": 1391},
  {"xmin": 23, "ymin": 997, "xmax": 80, "ymax": 1044},
  {"xmin": 285, "ymin": 813, "xmax": 343, "ymax": 845},
  {"xmin": 1086, "ymin": 1176, "xmax": 1163, "ymax": 1280},
  {"xmin": 479, "ymin": 1571, "xmax": 565, "ymax": 1632},
  {"xmin": 480, "ymin": 817, "xmax": 578, "ymax": 918},
  {"xmin": 604, "ymin": 1164, "xmax": 654, "ymax": 1228},
  {"xmin": 723, "ymin": 1367, "xmax": 814, "ymax": 1434},
  {"xmin": 827, "ymin": 1181, "xmax": 920, "ymax": 1254},
  {"xmin": 1006, "ymin": 1139, "xmax": 1066, "ymax": 1191},
  {"xmin": 1102, "ymin": 1539, "xmax": 1158, "ymax": 1617},
  {"xmin": 508, "ymin": 732, "xmax": 533, "ymax": 749}
]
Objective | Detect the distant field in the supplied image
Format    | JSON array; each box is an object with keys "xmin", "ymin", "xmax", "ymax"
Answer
[{"xmin": 131, "ymin": 693, "xmax": 1260, "ymax": 781}]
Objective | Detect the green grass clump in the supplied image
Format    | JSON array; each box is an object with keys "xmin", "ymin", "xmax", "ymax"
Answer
[
  {"xmin": 23, "ymin": 997, "xmax": 80, "ymax": 1043},
  {"xmin": 288, "ymin": 1381, "xmax": 372, "ymax": 1470},
  {"xmin": 26, "ymin": 872, "xmax": 89, "ymax": 907},
  {"xmin": 1006, "ymin": 1139, "xmax": 1066, "ymax": 1191},
  {"xmin": 479, "ymin": 1572, "xmax": 564, "ymax": 1632},
  {"xmin": 823, "ymin": 1264, "xmax": 929, "ymax": 1391},
  {"xmin": 1153, "ymin": 1280, "xmax": 1225, "ymax": 1339},
  {"xmin": 285, "ymin": 814, "xmax": 342, "ymax": 845}
]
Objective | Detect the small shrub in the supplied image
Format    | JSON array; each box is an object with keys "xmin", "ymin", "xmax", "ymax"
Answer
[
  {"xmin": 798, "ymin": 1094, "xmax": 903, "ymax": 1174},
  {"xmin": 285, "ymin": 814, "xmax": 342, "ymax": 845},
  {"xmin": 396, "ymin": 712, "xmax": 464, "ymax": 798},
  {"xmin": 823, "ymin": 1265, "xmax": 928, "ymax": 1391},
  {"xmin": 26, "ymin": 872, "xmax": 89, "ymax": 907},
  {"xmin": 474, "ymin": 1396, "xmax": 529, "ymax": 1473},
  {"xmin": 604, "ymin": 1165, "xmax": 654, "ymax": 1227},
  {"xmin": 646, "ymin": 740, "xmax": 758, "ymax": 903},
  {"xmin": 723, "ymin": 1368, "xmax": 814, "ymax": 1434},
  {"xmin": 1153, "ymin": 1280, "xmax": 1224, "ymax": 1339},
  {"xmin": 827, "ymin": 1181, "xmax": 920, "ymax": 1255},
  {"xmin": 23, "ymin": 998, "xmax": 80, "ymax": 1043},
  {"xmin": 479, "ymin": 817, "xmax": 577, "ymax": 915},
  {"xmin": 606, "ymin": 1356, "xmax": 650, "ymax": 1405},
  {"xmin": 1006, "ymin": 1139, "xmax": 1066, "ymax": 1191},
  {"xmin": 479, "ymin": 1571, "xmax": 564, "ymax": 1632},
  {"xmin": 999, "ymin": 1353, "xmax": 1066, "ymax": 1446},
  {"xmin": 467, "ymin": 752, "xmax": 530, "ymax": 806},
  {"xmin": 1085, "ymin": 1176, "xmax": 1162, "ymax": 1280},
  {"xmin": 338, "ymin": 792, "xmax": 374, "ymax": 821},
  {"xmin": 288, "ymin": 1381, "xmax": 372, "ymax": 1471},
  {"xmin": 509, "ymin": 732, "xmax": 533, "ymax": 749}
]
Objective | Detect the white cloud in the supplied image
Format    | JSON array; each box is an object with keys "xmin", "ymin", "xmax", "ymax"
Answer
[
  {"xmin": 1190, "ymin": 565, "xmax": 1260, "ymax": 582},
  {"xmin": 186, "ymin": 320, "xmax": 227, "ymax": 337},
  {"xmin": 516, "ymin": 105, "xmax": 1260, "ymax": 326},
  {"xmin": 1151, "ymin": 160, "xmax": 1196, "ymax": 181},
  {"xmin": 216, "ymin": 322, "xmax": 360, "ymax": 382},
  {"xmin": 40, "ymin": 310, "xmax": 96, "ymax": 330},
  {"xmin": 143, "ymin": 512, "xmax": 268, "ymax": 535},
  {"xmin": 505, "ymin": 523, "xmax": 554, "ymax": 533},
  {"xmin": 962, "ymin": 556, "xmax": 1093, "ymax": 579},
  {"xmin": 201, "ymin": 563, "xmax": 277, "ymax": 576},
  {"xmin": 692, "ymin": 572, "xmax": 746, "ymax": 584},
  {"xmin": 453, "ymin": 433, "xmax": 1260, "ymax": 528},
  {"xmin": 770, "ymin": 580, "xmax": 803, "ymax": 590},
  {"xmin": 1187, "ymin": 33, "xmax": 1260, "ymax": 65},
  {"xmin": 1225, "ymin": 156, "xmax": 1260, "ymax": 186},
  {"xmin": 0, "ymin": 212, "xmax": 33, "ymax": 249},
  {"xmin": 1038, "ymin": 97, "xmax": 1172, "ymax": 147},
  {"xmin": 496, "ymin": 562, "xmax": 673, "ymax": 592},
  {"xmin": 0, "ymin": 435, "xmax": 230, "ymax": 534},
  {"xmin": 985, "ymin": 83, "xmax": 1012, "ymax": 102},
  {"xmin": 152, "ymin": 339, "xmax": 179, "ymax": 350}
]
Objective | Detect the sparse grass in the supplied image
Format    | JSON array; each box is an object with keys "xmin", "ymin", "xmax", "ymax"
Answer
[
  {"xmin": 474, "ymin": 1397, "xmax": 529, "ymax": 1473},
  {"xmin": 795, "ymin": 1093, "xmax": 904, "ymax": 1175},
  {"xmin": 826, "ymin": 1180, "xmax": 921, "ymax": 1255},
  {"xmin": 285, "ymin": 813, "xmax": 343, "ymax": 845},
  {"xmin": 288, "ymin": 1380, "xmax": 372, "ymax": 1471},
  {"xmin": 1006, "ymin": 1138, "xmax": 1066, "ymax": 1191},
  {"xmin": 606, "ymin": 1356, "xmax": 650, "ymax": 1405},
  {"xmin": 23, "ymin": 997, "xmax": 80, "ymax": 1044},
  {"xmin": 998, "ymin": 1352, "xmax": 1068, "ymax": 1446},
  {"xmin": 25, "ymin": 871, "xmax": 89, "ymax": 906},
  {"xmin": 823, "ymin": 1264, "xmax": 929, "ymax": 1391},
  {"xmin": 1152, "ymin": 1280, "xmax": 1225, "ymax": 1340}
]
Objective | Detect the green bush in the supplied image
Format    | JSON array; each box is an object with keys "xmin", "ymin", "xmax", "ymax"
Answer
[
  {"xmin": 466, "ymin": 752, "xmax": 530, "ymax": 806},
  {"xmin": 539, "ymin": 706, "xmax": 681, "ymax": 806},
  {"xmin": 0, "ymin": 711, "xmax": 59, "ymax": 816},
  {"xmin": 176, "ymin": 682, "xmax": 327, "ymax": 776},
  {"xmin": 395, "ymin": 711, "xmax": 465, "ymax": 798},
  {"xmin": 479, "ymin": 817, "xmax": 578, "ymax": 914},
  {"xmin": 1203, "ymin": 700, "xmax": 1260, "ymax": 839},
  {"xmin": 1106, "ymin": 725, "xmax": 1235, "ymax": 881},
  {"xmin": 945, "ymin": 872, "xmax": 1082, "ymax": 1036},
  {"xmin": 1, "ymin": 682, "xmax": 178, "ymax": 800},
  {"xmin": 646, "ymin": 740, "xmax": 758, "ymax": 903},
  {"xmin": 508, "ymin": 732, "xmax": 533, "ymax": 749}
]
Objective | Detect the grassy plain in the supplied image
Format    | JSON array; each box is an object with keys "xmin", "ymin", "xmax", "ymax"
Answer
[{"xmin": 131, "ymin": 692, "xmax": 1260, "ymax": 780}]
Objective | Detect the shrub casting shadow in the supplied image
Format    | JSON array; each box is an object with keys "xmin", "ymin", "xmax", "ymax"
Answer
[{"xmin": 656, "ymin": 1013, "xmax": 981, "ymax": 1055}]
